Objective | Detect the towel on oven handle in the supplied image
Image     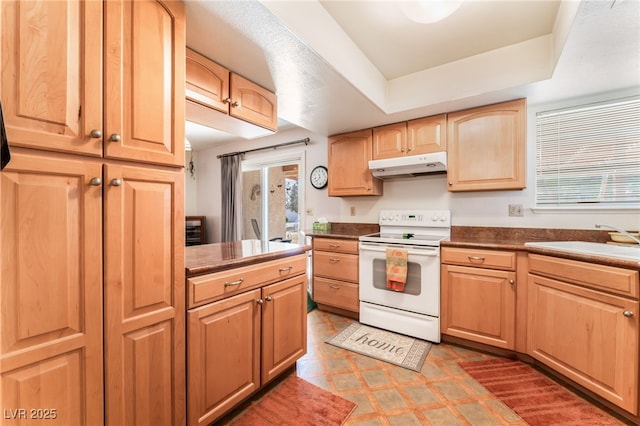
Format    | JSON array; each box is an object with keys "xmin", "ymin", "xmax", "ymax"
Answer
[{"xmin": 386, "ymin": 247, "xmax": 408, "ymax": 292}]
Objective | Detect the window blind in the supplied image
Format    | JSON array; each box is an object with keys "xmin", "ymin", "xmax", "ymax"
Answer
[{"xmin": 535, "ymin": 97, "xmax": 640, "ymax": 208}]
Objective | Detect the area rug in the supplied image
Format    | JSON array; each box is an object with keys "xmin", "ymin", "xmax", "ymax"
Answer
[
  {"xmin": 458, "ymin": 358, "xmax": 624, "ymax": 425},
  {"xmin": 230, "ymin": 375, "xmax": 356, "ymax": 426},
  {"xmin": 326, "ymin": 323, "xmax": 431, "ymax": 372}
]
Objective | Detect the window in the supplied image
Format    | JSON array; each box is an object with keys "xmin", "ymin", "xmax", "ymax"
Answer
[{"xmin": 535, "ymin": 97, "xmax": 640, "ymax": 208}]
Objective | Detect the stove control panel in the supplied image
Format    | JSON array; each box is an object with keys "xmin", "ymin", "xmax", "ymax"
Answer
[{"xmin": 379, "ymin": 210, "xmax": 451, "ymax": 227}]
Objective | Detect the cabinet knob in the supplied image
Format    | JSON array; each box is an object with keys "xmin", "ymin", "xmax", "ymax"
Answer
[
  {"xmin": 89, "ymin": 177, "xmax": 102, "ymax": 186},
  {"xmin": 231, "ymin": 101, "xmax": 240, "ymax": 108},
  {"xmin": 265, "ymin": 296, "xmax": 273, "ymax": 302},
  {"xmin": 623, "ymin": 310, "xmax": 634, "ymax": 318},
  {"xmin": 448, "ymin": 181, "xmax": 453, "ymax": 185},
  {"xmin": 89, "ymin": 129, "xmax": 102, "ymax": 138},
  {"xmin": 400, "ymin": 147, "xmax": 405, "ymax": 152},
  {"xmin": 223, "ymin": 98, "xmax": 231, "ymax": 104},
  {"xmin": 111, "ymin": 178, "xmax": 123, "ymax": 187},
  {"xmin": 109, "ymin": 133, "xmax": 121, "ymax": 142},
  {"xmin": 509, "ymin": 279, "xmax": 515, "ymax": 285},
  {"xmin": 256, "ymin": 299, "xmax": 264, "ymax": 305}
]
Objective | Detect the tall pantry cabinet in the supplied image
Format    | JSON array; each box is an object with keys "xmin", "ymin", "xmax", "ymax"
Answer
[{"xmin": 0, "ymin": 1, "xmax": 186, "ymax": 425}]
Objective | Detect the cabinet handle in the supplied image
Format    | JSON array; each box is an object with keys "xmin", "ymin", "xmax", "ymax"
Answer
[
  {"xmin": 109, "ymin": 133, "xmax": 121, "ymax": 142},
  {"xmin": 224, "ymin": 278, "xmax": 244, "ymax": 287},
  {"xmin": 448, "ymin": 181, "xmax": 453, "ymax": 185},
  {"xmin": 110, "ymin": 178, "xmax": 123, "ymax": 187},
  {"xmin": 231, "ymin": 101, "xmax": 240, "ymax": 108},
  {"xmin": 256, "ymin": 298, "xmax": 264, "ymax": 305},
  {"xmin": 509, "ymin": 279, "xmax": 515, "ymax": 285},
  {"xmin": 623, "ymin": 310, "xmax": 635, "ymax": 318},
  {"xmin": 223, "ymin": 98, "xmax": 231, "ymax": 104},
  {"xmin": 329, "ymin": 258, "xmax": 341, "ymax": 263},
  {"xmin": 400, "ymin": 147, "xmax": 405, "ymax": 152},
  {"xmin": 89, "ymin": 129, "xmax": 102, "ymax": 138},
  {"xmin": 328, "ymin": 243, "xmax": 340, "ymax": 248},
  {"xmin": 467, "ymin": 256, "xmax": 485, "ymax": 263},
  {"xmin": 89, "ymin": 177, "xmax": 102, "ymax": 186},
  {"xmin": 265, "ymin": 296, "xmax": 273, "ymax": 302},
  {"xmin": 329, "ymin": 285, "xmax": 340, "ymax": 289},
  {"xmin": 278, "ymin": 266, "xmax": 293, "ymax": 272}
]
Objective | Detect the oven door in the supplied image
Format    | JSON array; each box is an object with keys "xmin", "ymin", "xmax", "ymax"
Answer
[{"xmin": 358, "ymin": 242, "xmax": 440, "ymax": 317}]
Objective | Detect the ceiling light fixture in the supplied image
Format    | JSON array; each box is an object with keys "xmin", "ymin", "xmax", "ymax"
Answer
[{"xmin": 400, "ymin": 0, "xmax": 463, "ymax": 24}]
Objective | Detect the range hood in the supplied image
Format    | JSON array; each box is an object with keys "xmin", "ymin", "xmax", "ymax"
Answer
[{"xmin": 369, "ymin": 152, "xmax": 447, "ymax": 179}]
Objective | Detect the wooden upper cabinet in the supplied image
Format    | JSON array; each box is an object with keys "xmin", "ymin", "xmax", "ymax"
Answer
[
  {"xmin": 104, "ymin": 0, "xmax": 185, "ymax": 167},
  {"xmin": 185, "ymin": 48, "xmax": 277, "ymax": 136},
  {"xmin": 328, "ymin": 129, "xmax": 383, "ymax": 197},
  {"xmin": 186, "ymin": 48, "xmax": 230, "ymax": 113},
  {"xmin": 0, "ymin": 0, "xmax": 103, "ymax": 156},
  {"xmin": 447, "ymin": 99, "xmax": 526, "ymax": 191},
  {"xmin": 408, "ymin": 114, "xmax": 447, "ymax": 155},
  {"xmin": 230, "ymin": 73, "xmax": 277, "ymax": 131},
  {"xmin": 372, "ymin": 114, "xmax": 446, "ymax": 160}
]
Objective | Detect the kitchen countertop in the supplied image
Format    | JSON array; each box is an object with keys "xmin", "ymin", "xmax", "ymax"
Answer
[
  {"xmin": 304, "ymin": 222, "xmax": 379, "ymax": 240},
  {"xmin": 185, "ymin": 240, "xmax": 311, "ymax": 277},
  {"xmin": 445, "ymin": 226, "xmax": 640, "ymax": 270}
]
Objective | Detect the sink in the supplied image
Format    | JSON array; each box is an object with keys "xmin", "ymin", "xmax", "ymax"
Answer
[{"xmin": 524, "ymin": 241, "xmax": 640, "ymax": 262}]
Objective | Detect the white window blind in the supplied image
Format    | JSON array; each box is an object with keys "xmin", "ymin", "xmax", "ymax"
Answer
[{"xmin": 535, "ymin": 97, "xmax": 640, "ymax": 208}]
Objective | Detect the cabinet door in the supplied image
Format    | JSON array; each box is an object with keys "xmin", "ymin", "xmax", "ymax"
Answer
[
  {"xmin": 186, "ymin": 48, "xmax": 230, "ymax": 113},
  {"xmin": 407, "ymin": 114, "xmax": 447, "ymax": 155},
  {"xmin": 187, "ymin": 289, "xmax": 261, "ymax": 426},
  {"xmin": 447, "ymin": 99, "xmax": 526, "ymax": 191},
  {"xmin": 104, "ymin": 0, "xmax": 185, "ymax": 167},
  {"xmin": 441, "ymin": 264, "xmax": 516, "ymax": 349},
  {"xmin": 0, "ymin": 149, "xmax": 104, "ymax": 425},
  {"xmin": 103, "ymin": 163, "xmax": 185, "ymax": 426},
  {"xmin": 328, "ymin": 129, "xmax": 383, "ymax": 196},
  {"xmin": 528, "ymin": 273, "xmax": 639, "ymax": 414},
  {"xmin": 372, "ymin": 122, "xmax": 407, "ymax": 160},
  {"xmin": 229, "ymin": 73, "xmax": 278, "ymax": 131},
  {"xmin": 0, "ymin": 0, "xmax": 102, "ymax": 156},
  {"xmin": 261, "ymin": 275, "xmax": 308, "ymax": 384}
]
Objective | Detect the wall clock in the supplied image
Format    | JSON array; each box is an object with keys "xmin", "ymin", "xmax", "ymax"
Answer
[{"xmin": 310, "ymin": 165, "xmax": 328, "ymax": 189}]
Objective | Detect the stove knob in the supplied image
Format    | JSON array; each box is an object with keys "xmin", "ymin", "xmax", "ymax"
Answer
[
  {"xmin": 431, "ymin": 215, "xmax": 438, "ymax": 221},
  {"xmin": 440, "ymin": 216, "xmax": 447, "ymax": 222}
]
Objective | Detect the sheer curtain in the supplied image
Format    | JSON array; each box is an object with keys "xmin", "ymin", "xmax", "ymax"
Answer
[{"xmin": 220, "ymin": 154, "xmax": 243, "ymax": 242}]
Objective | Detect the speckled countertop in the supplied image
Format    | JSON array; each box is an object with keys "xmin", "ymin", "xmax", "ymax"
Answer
[
  {"xmin": 185, "ymin": 240, "xmax": 311, "ymax": 277},
  {"xmin": 446, "ymin": 226, "xmax": 640, "ymax": 270}
]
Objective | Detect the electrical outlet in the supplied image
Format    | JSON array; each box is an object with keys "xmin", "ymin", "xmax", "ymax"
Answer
[
  {"xmin": 306, "ymin": 208, "xmax": 313, "ymax": 216},
  {"xmin": 508, "ymin": 204, "xmax": 524, "ymax": 217},
  {"xmin": 350, "ymin": 206, "xmax": 356, "ymax": 216}
]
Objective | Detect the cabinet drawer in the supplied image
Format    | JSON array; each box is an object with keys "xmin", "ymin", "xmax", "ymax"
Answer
[
  {"xmin": 314, "ymin": 277, "xmax": 359, "ymax": 312},
  {"xmin": 313, "ymin": 238, "xmax": 359, "ymax": 254},
  {"xmin": 528, "ymin": 254, "xmax": 639, "ymax": 298},
  {"xmin": 313, "ymin": 251, "xmax": 358, "ymax": 282},
  {"xmin": 441, "ymin": 247, "xmax": 516, "ymax": 271},
  {"xmin": 187, "ymin": 255, "xmax": 306, "ymax": 308}
]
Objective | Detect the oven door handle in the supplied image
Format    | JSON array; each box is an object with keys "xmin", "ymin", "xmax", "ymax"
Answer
[{"xmin": 359, "ymin": 243, "xmax": 439, "ymax": 256}]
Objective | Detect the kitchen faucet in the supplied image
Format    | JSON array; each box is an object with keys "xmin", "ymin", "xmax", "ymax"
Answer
[{"xmin": 595, "ymin": 224, "xmax": 640, "ymax": 245}]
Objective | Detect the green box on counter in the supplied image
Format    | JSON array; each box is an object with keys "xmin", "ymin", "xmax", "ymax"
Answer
[{"xmin": 312, "ymin": 222, "xmax": 331, "ymax": 232}]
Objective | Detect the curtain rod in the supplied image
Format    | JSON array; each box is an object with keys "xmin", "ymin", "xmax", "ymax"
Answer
[{"xmin": 216, "ymin": 137, "xmax": 310, "ymax": 159}]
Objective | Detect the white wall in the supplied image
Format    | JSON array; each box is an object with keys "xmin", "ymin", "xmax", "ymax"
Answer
[{"xmin": 191, "ymin": 91, "xmax": 639, "ymax": 243}]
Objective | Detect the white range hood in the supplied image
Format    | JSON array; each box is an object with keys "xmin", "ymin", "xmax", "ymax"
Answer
[{"xmin": 369, "ymin": 152, "xmax": 447, "ymax": 179}]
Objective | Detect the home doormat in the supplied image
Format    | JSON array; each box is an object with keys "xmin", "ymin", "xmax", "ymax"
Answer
[
  {"xmin": 230, "ymin": 375, "xmax": 356, "ymax": 426},
  {"xmin": 326, "ymin": 323, "xmax": 431, "ymax": 372},
  {"xmin": 458, "ymin": 358, "xmax": 625, "ymax": 426}
]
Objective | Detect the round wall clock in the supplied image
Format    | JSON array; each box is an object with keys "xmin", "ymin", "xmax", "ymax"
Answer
[{"xmin": 310, "ymin": 165, "xmax": 328, "ymax": 189}]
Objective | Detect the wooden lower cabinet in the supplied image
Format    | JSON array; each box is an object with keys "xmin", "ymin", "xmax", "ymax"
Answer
[
  {"xmin": 312, "ymin": 237, "xmax": 360, "ymax": 315},
  {"xmin": 0, "ymin": 150, "xmax": 104, "ymax": 425},
  {"xmin": 527, "ymin": 255, "xmax": 639, "ymax": 415},
  {"xmin": 187, "ymin": 273, "xmax": 307, "ymax": 426},
  {"xmin": 104, "ymin": 163, "xmax": 185, "ymax": 426},
  {"xmin": 440, "ymin": 247, "xmax": 516, "ymax": 349}
]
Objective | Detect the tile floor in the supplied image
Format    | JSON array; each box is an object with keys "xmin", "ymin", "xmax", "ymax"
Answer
[{"xmin": 294, "ymin": 309, "xmax": 626, "ymax": 426}]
